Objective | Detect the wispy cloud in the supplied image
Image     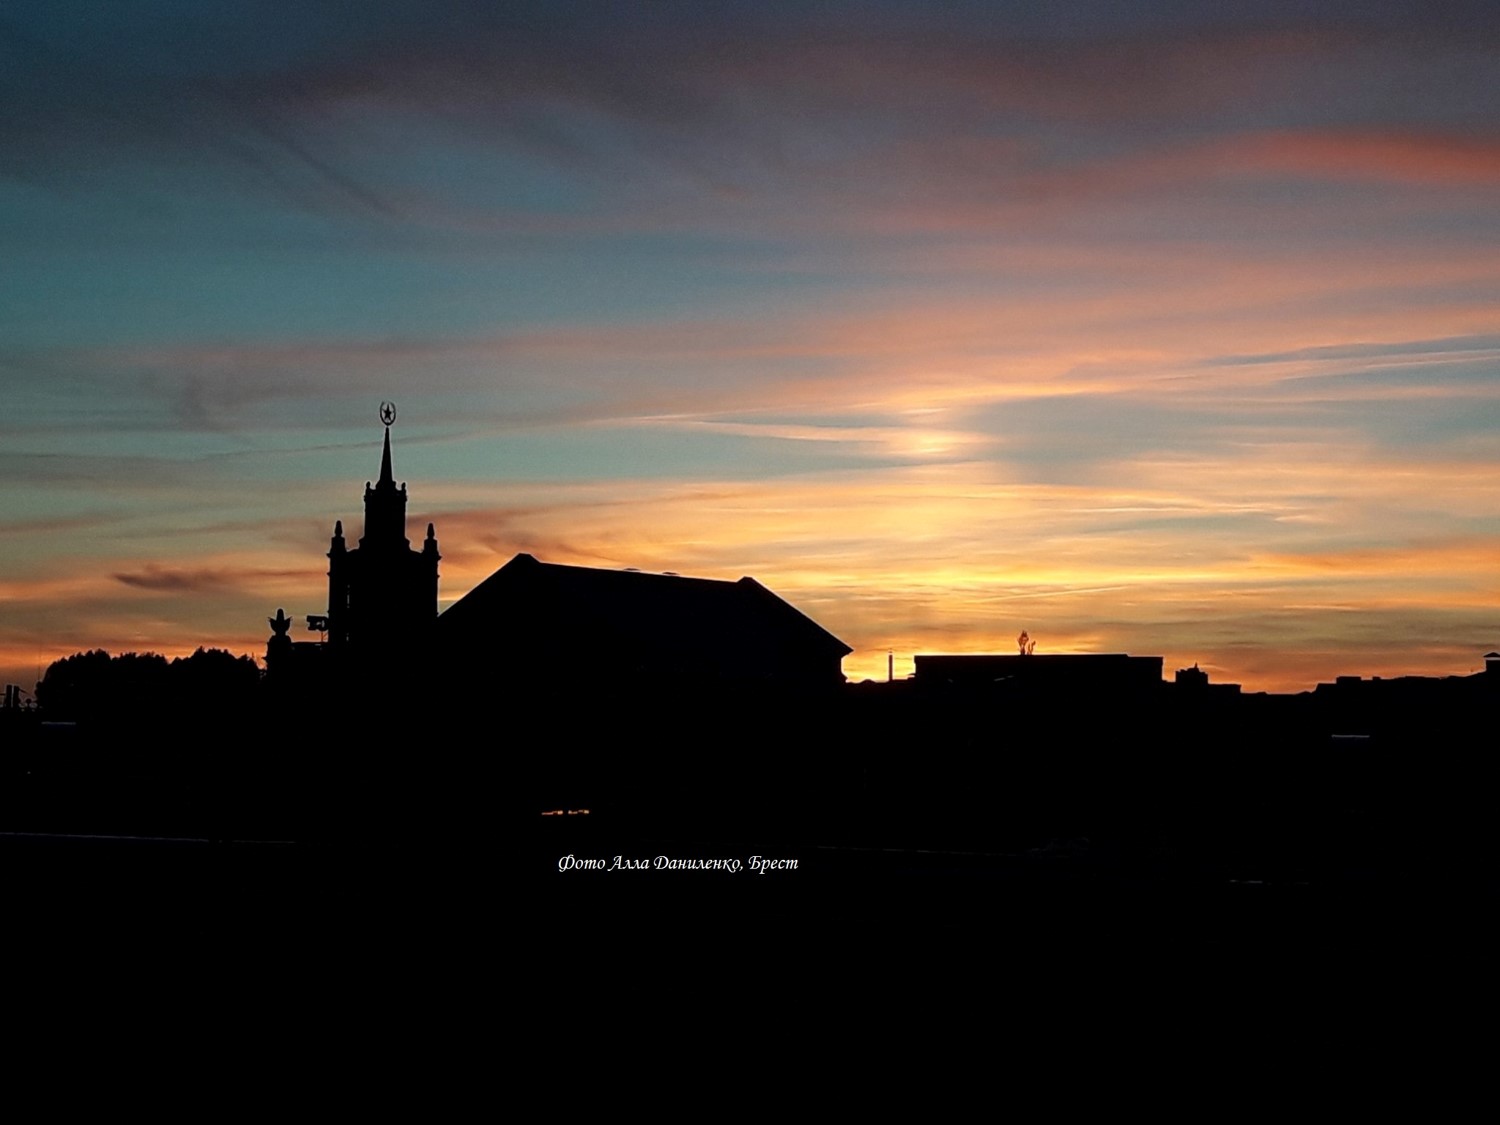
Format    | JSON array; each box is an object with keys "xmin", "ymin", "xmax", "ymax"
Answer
[
  {"xmin": 2, "ymin": 3, "xmax": 1498, "ymax": 696},
  {"xmin": 113, "ymin": 564, "xmax": 248, "ymax": 592}
]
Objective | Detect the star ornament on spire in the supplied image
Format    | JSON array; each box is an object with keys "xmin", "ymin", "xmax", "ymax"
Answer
[{"xmin": 379, "ymin": 401, "xmax": 397, "ymax": 426}]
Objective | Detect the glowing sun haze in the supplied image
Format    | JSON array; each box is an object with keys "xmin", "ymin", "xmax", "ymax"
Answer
[{"xmin": 3, "ymin": 1, "xmax": 1498, "ymax": 693}]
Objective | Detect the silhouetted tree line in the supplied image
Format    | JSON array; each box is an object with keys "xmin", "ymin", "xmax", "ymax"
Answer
[{"xmin": 36, "ymin": 647, "xmax": 260, "ymax": 720}]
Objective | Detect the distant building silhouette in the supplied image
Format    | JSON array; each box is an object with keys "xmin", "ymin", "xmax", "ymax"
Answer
[
  {"xmin": 1173, "ymin": 662, "xmax": 1240, "ymax": 696},
  {"xmin": 1174, "ymin": 663, "xmax": 1208, "ymax": 689},
  {"xmin": 913, "ymin": 652, "xmax": 1163, "ymax": 694}
]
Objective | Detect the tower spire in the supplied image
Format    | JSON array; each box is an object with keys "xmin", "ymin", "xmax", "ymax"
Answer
[
  {"xmin": 379, "ymin": 425, "xmax": 394, "ymax": 487},
  {"xmin": 362, "ymin": 402, "xmax": 408, "ymax": 548}
]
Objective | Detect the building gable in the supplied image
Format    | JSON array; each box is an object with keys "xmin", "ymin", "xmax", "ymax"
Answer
[{"xmin": 437, "ymin": 553, "xmax": 850, "ymax": 687}]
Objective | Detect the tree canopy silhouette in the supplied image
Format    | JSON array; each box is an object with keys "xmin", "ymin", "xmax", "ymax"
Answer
[{"xmin": 37, "ymin": 648, "xmax": 259, "ymax": 720}]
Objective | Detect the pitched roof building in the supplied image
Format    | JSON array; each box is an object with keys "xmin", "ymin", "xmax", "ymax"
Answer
[{"xmin": 436, "ymin": 553, "xmax": 851, "ymax": 690}]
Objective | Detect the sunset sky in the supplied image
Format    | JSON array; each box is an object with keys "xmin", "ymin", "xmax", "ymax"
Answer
[{"xmin": 3, "ymin": 1, "xmax": 1498, "ymax": 692}]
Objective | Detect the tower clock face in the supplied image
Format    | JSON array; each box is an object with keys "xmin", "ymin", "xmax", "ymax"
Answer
[{"xmin": 379, "ymin": 401, "xmax": 397, "ymax": 426}]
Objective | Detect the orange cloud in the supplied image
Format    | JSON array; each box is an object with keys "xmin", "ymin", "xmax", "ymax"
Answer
[{"xmin": 1227, "ymin": 131, "xmax": 1500, "ymax": 187}]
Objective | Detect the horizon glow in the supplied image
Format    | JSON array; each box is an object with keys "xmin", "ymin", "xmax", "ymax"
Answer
[{"xmin": 3, "ymin": 2, "xmax": 1498, "ymax": 694}]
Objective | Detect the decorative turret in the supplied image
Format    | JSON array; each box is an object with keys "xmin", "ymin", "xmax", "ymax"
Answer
[
  {"xmin": 423, "ymin": 522, "xmax": 441, "ymax": 619},
  {"xmin": 327, "ymin": 519, "xmax": 349, "ymax": 650}
]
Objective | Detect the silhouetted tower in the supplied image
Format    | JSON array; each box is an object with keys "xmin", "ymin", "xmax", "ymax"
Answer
[{"xmin": 325, "ymin": 404, "xmax": 440, "ymax": 660}]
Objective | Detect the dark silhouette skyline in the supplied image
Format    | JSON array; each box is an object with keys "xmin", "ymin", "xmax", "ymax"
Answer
[
  {"xmin": 26, "ymin": 412, "xmax": 1498, "ymax": 733},
  {"xmin": 10, "ymin": 4, "xmax": 1500, "ymax": 1006},
  {"xmin": 8, "ymin": 407, "xmax": 1500, "ymax": 1005},
  {"xmin": 18, "ymin": 417, "xmax": 1497, "ymax": 843}
]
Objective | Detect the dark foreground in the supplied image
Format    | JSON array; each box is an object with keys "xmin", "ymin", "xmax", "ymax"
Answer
[
  {"xmin": 6, "ymin": 698, "xmax": 1498, "ymax": 1018},
  {"xmin": 6, "ymin": 825, "xmax": 1493, "ymax": 1032}
]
